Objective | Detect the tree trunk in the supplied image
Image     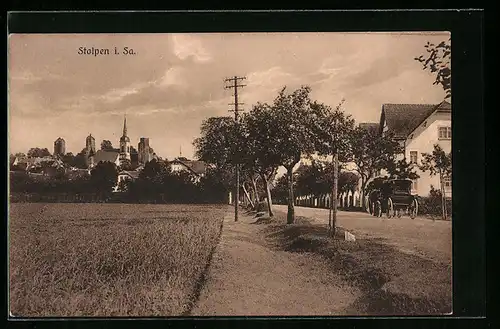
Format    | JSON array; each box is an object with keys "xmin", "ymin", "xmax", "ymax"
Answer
[
  {"xmin": 440, "ymin": 171, "xmax": 447, "ymax": 220},
  {"xmin": 262, "ymin": 174, "xmax": 274, "ymax": 217},
  {"xmin": 286, "ymin": 167, "xmax": 295, "ymax": 224},
  {"xmin": 330, "ymin": 153, "xmax": 339, "ymax": 237},
  {"xmin": 360, "ymin": 177, "xmax": 367, "ymax": 212},
  {"xmin": 251, "ymin": 176, "xmax": 260, "ymax": 204},
  {"xmin": 242, "ymin": 182, "xmax": 254, "ymax": 209}
]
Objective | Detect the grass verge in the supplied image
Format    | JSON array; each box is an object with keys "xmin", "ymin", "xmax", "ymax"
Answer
[
  {"xmin": 259, "ymin": 209, "xmax": 452, "ymax": 315},
  {"xmin": 9, "ymin": 203, "xmax": 226, "ymax": 317}
]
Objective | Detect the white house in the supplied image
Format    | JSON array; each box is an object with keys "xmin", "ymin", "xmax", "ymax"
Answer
[
  {"xmin": 168, "ymin": 158, "xmax": 207, "ymax": 183},
  {"xmin": 378, "ymin": 100, "xmax": 452, "ymax": 197},
  {"xmin": 114, "ymin": 170, "xmax": 141, "ymax": 192}
]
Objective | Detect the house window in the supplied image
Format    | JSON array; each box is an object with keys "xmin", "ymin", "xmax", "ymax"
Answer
[
  {"xmin": 438, "ymin": 126, "xmax": 452, "ymax": 140},
  {"xmin": 443, "ymin": 175, "xmax": 452, "ymax": 192},
  {"xmin": 409, "ymin": 151, "xmax": 418, "ymax": 164}
]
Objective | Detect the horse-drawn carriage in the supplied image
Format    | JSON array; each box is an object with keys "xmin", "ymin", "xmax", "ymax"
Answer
[{"xmin": 366, "ymin": 178, "xmax": 418, "ymax": 219}]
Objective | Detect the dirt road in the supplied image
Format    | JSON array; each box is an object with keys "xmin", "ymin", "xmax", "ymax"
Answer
[
  {"xmin": 191, "ymin": 211, "xmax": 360, "ymax": 316},
  {"xmin": 274, "ymin": 205, "xmax": 452, "ymax": 265}
]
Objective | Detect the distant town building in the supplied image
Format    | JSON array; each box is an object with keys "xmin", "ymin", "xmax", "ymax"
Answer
[
  {"xmin": 53, "ymin": 137, "xmax": 66, "ymax": 157},
  {"xmin": 114, "ymin": 170, "xmax": 141, "ymax": 192},
  {"xmin": 11, "ymin": 156, "xmax": 65, "ymax": 176},
  {"xmin": 88, "ymin": 149, "xmax": 121, "ymax": 169},
  {"xmin": 86, "ymin": 134, "xmax": 96, "ymax": 154},
  {"xmin": 119, "ymin": 115, "xmax": 131, "ymax": 164},
  {"xmin": 138, "ymin": 137, "xmax": 154, "ymax": 165},
  {"xmin": 168, "ymin": 157, "xmax": 207, "ymax": 183},
  {"xmin": 82, "ymin": 115, "xmax": 155, "ymax": 170}
]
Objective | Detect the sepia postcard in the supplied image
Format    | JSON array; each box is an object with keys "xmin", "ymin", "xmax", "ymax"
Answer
[{"xmin": 8, "ymin": 31, "xmax": 453, "ymax": 318}]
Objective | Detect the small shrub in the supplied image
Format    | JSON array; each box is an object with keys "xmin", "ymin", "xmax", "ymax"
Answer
[{"xmin": 418, "ymin": 186, "xmax": 452, "ymax": 219}]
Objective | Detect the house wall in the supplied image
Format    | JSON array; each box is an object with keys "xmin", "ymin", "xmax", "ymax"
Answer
[
  {"xmin": 170, "ymin": 163, "xmax": 185, "ymax": 172},
  {"xmin": 405, "ymin": 111, "xmax": 451, "ymax": 197},
  {"xmin": 114, "ymin": 174, "xmax": 132, "ymax": 192}
]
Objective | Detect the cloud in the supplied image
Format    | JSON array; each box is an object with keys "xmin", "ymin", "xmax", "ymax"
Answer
[
  {"xmin": 156, "ymin": 66, "xmax": 186, "ymax": 87},
  {"xmin": 170, "ymin": 34, "xmax": 212, "ymax": 63},
  {"xmin": 99, "ymin": 84, "xmax": 144, "ymax": 103},
  {"xmin": 247, "ymin": 66, "xmax": 295, "ymax": 87}
]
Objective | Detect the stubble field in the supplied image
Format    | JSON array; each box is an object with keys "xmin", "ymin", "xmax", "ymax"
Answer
[{"xmin": 9, "ymin": 203, "xmax": 227, "ymax": 317}]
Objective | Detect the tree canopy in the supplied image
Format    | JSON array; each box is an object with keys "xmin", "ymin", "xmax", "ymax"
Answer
[
  {"xmin": 101, "ymin": 140, "xmax": 114, "ymax": 150},
  {"xmin": 415, "ymin": 38, "xmax": 451, "ymax": 100},
  {"xmin": 27, "ymin": 147, "xmax": 51, "ymax": 158}
]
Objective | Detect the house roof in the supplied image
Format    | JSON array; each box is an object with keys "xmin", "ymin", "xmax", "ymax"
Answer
[
  {"xmin": 17, "ymin": 156, "xmax": 63, "ymax": 167},
  {"xmin": 380, "ymin": 102, "xmax": 449, "ymax": 139},
  {"xmin": 170, "ymin": 159, "xmax": 207, "ymax": 176},
  {"xmin": 93, "ymin": 150, "xmax": 119, "ymax": 164}
]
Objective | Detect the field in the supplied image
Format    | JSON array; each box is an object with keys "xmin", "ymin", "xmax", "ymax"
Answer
[{"xmin": 9, "ymin": 203, "xmax": 227, "ymax": 317}]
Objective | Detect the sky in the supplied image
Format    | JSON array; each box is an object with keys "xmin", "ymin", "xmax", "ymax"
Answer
[{"xmin": 8, "ymin": 32, "xmax": 449, "ymax": 160}]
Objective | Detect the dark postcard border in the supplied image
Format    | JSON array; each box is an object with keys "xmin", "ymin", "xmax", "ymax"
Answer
[{"xmin": 5, "ymin": 10, "xmax": 486, "ymax": 329}]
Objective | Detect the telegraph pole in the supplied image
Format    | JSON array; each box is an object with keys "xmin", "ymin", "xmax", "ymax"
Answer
[{"xmin": 224, "ymin": 76, "xmax": 246, "ymax": 222}]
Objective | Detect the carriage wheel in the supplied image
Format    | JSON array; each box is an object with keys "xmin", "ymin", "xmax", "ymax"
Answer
[
  {"xmin": 375, "ymin": 201, "xmax": 382, "ymax": 217},
  {"xmin": 409, "ymin": 198, "xmax": 418, "ymax": 219},
  {"xmin": 386, "ymin": 198, "xmax": 394, "ymax": 218}
]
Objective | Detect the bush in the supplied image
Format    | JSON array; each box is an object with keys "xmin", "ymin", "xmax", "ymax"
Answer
[{"xmin": 418, "ymin": 186, "xmax": 452, "ymax": 219}]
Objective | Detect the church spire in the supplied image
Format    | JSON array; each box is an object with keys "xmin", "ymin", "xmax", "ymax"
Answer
[{"xmin": 123, "ymin": 115, "xmax": 127, "ymax": 137}]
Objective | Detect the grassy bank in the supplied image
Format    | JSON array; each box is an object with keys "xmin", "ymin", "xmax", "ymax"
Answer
[
  {"xmin": 9, "ymin": 203, "xmax": 226, "ymax": 317},
  {"xmin": 258, "ymin": 209, "xmax": 452, "ymax": 315}
]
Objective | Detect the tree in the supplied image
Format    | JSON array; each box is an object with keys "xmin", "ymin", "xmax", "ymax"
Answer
[
  {"xmin": 116, "ymin": 177, "xmax": 132, "ymax": 192},
  {"xmin": 193, "ymin": 116, "xmax": 242, "ymax": 205},
  {"xmin": 194, "ymin": 117, "xmax": 239, "ymax": 168},
  {"xmin": 295, "ymin": 160, "xmax": 333, "ymax": 198},
  {"xmin": 140, "ymin": 158, "xmax": 169, "ymax": 181},
  {"xmin": 244, "ymin": 86, "xmax": 319, "ymax": 223},
  {"xmin": 101, "ymin": 140, "xmax": 114, "ymax": 150},
  {"xmin": 61, "ymin": 152, "xmax": 75, "ymax": 167},
  {"xmin": 27, "ymin": 147, "xmax": 51, "ymax": 158},
  {"xmin": 242, "ymin": 105, "xmax": 280, "ymax": 217},
  {"xmin": 73, "ymin": 148, "xmax": 89, "ymax": 169},
  {"xmin": 386, "ymin": 158, "xmax": 420, "ymax": 180},
  {"xmin": 420, "ymin": 144, "xmax": 452, "ymax": 220},
  {"xmin": 119, "ymin": 159, "xmax": 133, "ymax": 171},
  {"xmin": 310, "ymin": 99, "xmax": 355, "ymax": 236},
  {"xmin": 271, "ymin": 174, "xmax": 290, "ymax": 205},
  {"xmin": 90, "ymin": 161, "xmax": 119, "ymax": 196},
  {"xmin": 350, "ymin": 126, "xmax": 402, "ymax": 210},
  {"xmin": 198, "ymin": 168, "xmax": 231, "ymax": 204},
  {"xmin": 415, "ymin": 37, "xmax": 451, "ymax": 100}
]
